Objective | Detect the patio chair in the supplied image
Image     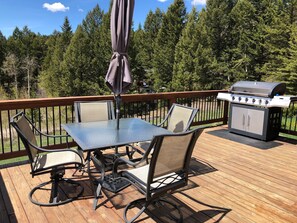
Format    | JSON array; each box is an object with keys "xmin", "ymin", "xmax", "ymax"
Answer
[
  {"xmin": 136, "ymin": 103, "xmax": 199, "ymax": 152},
  {"xmin": 74, "ymin": 100, "xmax": 133, "ymax": 172},
  {"xmin": 74, "ymin": 100, "xmax": 115, "ymax": 123},
  {"xmin": 113, "ymin": 128, "xmax": 203, "ymax": 223},
  {"xmin": 10, "ymin": 112, "xmax": 84, "ymax": 206}
]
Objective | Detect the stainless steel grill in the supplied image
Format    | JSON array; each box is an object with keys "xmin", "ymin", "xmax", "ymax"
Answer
[
  {"xmin": 217, "ymin": 81, "xmax": 295, "ymax": 108},
  {"xmin": 217, "ymin": 81, "xmax": 296, "ymax": 141}
]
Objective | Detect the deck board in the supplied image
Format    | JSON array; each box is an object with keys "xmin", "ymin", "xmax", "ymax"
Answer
[{"xmin": 1, "ymin": 125, "xmax": 297, "ymax": 222}]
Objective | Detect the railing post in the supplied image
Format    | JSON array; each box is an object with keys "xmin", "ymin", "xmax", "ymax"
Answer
[{"xmin": 223, "ymin": 101, "xmax": 229, "ymax": 125}]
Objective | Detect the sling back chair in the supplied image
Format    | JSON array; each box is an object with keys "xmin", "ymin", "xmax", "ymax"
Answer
[
  {"xmin": 10, "ymin": 112, "xmax": 84, "ymax": 206},
  {"xmin": 74, "ymin": 100, "xmax": 133, "ymax": 171},
  {"xmin": 74, "ymin": 101, "xmax": 132, "ymax": 209},
  {"xmin": 74, "ymin": 100, "xmax": 115, "ymax": 123},
  {"xmin": 113, "ymin": 128, "xmax": 203, "ymax": 223},
  {"xmin": 74, "ymin": 100, "xmax": 116, "ymax": 173},
  {"xmin": 135, "ymin": 103, "xmax": 199, "ymax": 153}
]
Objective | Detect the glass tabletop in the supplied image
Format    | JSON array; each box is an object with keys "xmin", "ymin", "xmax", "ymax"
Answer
[{"xmin": 62, "ymin": 118, "xmax": 171, "ymax": 151}]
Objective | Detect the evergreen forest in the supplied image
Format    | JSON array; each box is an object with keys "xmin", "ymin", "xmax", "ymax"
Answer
[{"xmin": 1, "ymin": 0, "xmax": 297, "ymax": 100}]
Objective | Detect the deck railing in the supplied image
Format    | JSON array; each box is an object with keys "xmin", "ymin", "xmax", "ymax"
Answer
[
  {"xmin": 0, "ymin": 90, "xmax": 296, "ymax": 163},
  {"xmin": 0, "ymin": 90, "xmax": 228, "ymax": 161}
]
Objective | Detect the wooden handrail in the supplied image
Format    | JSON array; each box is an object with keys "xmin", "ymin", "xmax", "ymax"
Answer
[
  {"xmin": 0, "ymin": 90, "xmax": 230, "ymax": 161},
  {"xmin": 0, "ymin": 90, "xmax": 227, "ymax": 110}
]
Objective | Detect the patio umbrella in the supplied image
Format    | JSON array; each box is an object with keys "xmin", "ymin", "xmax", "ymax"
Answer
[{"xmin": 105, "ymin": 0, "xmax": 135, "ymax": 129}]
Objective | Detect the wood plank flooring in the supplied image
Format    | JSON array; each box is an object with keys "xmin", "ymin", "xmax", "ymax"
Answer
[{"xmin": 1, "ymin": 125, "xmax": 297, "ymax": 223}]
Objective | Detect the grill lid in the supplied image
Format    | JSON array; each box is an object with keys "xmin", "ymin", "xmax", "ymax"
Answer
[{"xmin": 229, "ymin": 81, "xmax": 286, "ymax": 98}]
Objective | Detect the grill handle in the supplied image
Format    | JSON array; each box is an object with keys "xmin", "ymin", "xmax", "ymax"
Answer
[
  {"xmin": 247, "ymin": 115, "xmax": 250, "ymax": 127},
  {"xmin": 231, "ymin": 91, "xmax": 269, "ymax": 98}
]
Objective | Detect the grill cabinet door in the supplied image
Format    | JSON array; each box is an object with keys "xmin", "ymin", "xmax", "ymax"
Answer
[
  {"xmin": 246, "ymin": 109, "xmax": 265, "ymax": 135},
  {"xmin": 231, "ymin": 106, "xmax": 246, "ymax": 131}
]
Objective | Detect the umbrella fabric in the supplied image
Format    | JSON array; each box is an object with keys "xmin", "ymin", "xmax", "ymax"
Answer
[{"xmin": 105, "ymin": 0, "xmax": 135, "ymax": 95}]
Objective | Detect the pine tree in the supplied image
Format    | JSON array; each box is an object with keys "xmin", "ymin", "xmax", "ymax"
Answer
[
  {"xmin": 142, "ymin": 9, "xmax": 164, "ymax": 72},
  {"xmin": 39, "ymin": 32, "xmax": 61, "ymax": 96},
  {"xmin": 259, "ymin": 0, "xmax": 290, "ymax": 82},
  {"xmin": 280, "ymin": 24, "xmax": 297, "ymax": 94},
  {"xmin": 1, "ymin": 53, "xmax": 20, "ymax": 98},
  {"xmin": 82, "ymin": 5, "xmax": 109, "ymax": 93},
  {"xmin": 40, "ymin": 18, "xmax": 73, "ymax": 96},
  {"xmin": 172, "ymin": 7, "xmax": 199, "ymax": 91},
  {"xmin": 60, "ymin": 25, "xmax": 100, "ymax": 96},
  {"xmin": 194, "ymin": 9, "xmax": 215, "ymax": 90},
  {"xmin": 204, "ymin": 0, "xmax": 235, "ymax": 89},
  {"xmin": 0, "ymin": 31, "xmax": 7, "ymax": 88},
  {"xmin": 61, "ymin": 17, "xmax": 72, "ymax": 51},
  {"xmin": 229, "ymin": 0, "xmax": 259, "ymax": 81},
  {"xmin": 153, "ymin": 0, "xmax": 186, "ymax": 91},
  {"xmin": 129, "ymin": 25, "xmax": 146, "ymax": 92},
  {"xmin": 282, "ymin": 0, "xmax": 297, "ymax": 24},
  {"xmin": 99, "ymin": 7, "xmax": 112, "ymax": 94}
]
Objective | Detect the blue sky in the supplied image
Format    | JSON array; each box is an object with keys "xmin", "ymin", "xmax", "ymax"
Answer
[{"xmin": 0, "ymin": 0, "xmax": 206, "ymax": 38}]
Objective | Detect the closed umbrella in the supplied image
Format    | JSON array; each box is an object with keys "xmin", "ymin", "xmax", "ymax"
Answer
[{"xmin": 105, "ymin": 0, "xmax": 135, "ymax": 129}]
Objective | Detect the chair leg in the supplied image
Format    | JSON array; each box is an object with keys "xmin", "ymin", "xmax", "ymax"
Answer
[
  {"xmin": 93, "ymin": 183, "xmax": 102, "ymax": 210},
  {"xmin": 73, "ymin": 151, "xmax": 91, "ymax": 176},
  {"xmin": 124, "ymin": 198, "xmax": 148, "ymax": 223},
  {"xmin": 29, "ymin": 170, "xmax": 84, "ymax": 206}
]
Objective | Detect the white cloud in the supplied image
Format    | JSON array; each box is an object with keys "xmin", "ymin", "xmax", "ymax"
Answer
[
  {"xmin": 191, "ymin": 0, "xmax": 206, "ymax": 6},
  {"xmin": 158, "ymin": 0, "xmax": 168, "ymax": 2},
  {"xmin": 78, "ymin": 8, "xmax": 84, "ymax": 12},
  {"xmin": 43, "ymin": 2, "xmax": 70, "ymax": 12}
]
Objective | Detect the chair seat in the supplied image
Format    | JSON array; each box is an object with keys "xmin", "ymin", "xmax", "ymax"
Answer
[
  {"xmin": 124, "ymin": 165, "xmax": 182, "ymax": 190},
  {"xmin": 33, "ymin": 150, "xmax": 82, "ymax": 171}
]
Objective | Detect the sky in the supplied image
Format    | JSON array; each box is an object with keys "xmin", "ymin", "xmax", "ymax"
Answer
[{"xmin": 0, "ymin": 0, "xmax": 206, "ymax": 38}]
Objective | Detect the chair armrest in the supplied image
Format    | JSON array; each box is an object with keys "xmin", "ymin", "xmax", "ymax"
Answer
[{"xmin": 27, "ymin": 140, "xmax": 83, "ymax": 163}]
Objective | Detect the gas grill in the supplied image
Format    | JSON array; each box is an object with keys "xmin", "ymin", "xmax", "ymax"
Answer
[{"xmin": 217, "ymin": 81, "xmax": 296, "ymax": 141}]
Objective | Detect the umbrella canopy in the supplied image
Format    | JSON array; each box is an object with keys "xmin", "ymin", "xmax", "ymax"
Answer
[
  {"xmin": 105, "ymin": 0, "xmax": 134, "ymax": 95},
  {"xmin": 105, "ymin": 0, "xmax": 135, "ymax": 129}
]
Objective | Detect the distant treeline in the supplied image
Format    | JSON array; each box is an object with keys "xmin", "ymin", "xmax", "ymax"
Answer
[{"xmin": 0, "ymin": 0, "xmax": 297, "ymax": 99}]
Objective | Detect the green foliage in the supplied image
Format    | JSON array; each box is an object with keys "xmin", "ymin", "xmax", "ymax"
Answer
[
  {"xmin": 280, "ymin": 24, "xmax": 297, "ymax": 94},
  {"xmin": 153, "ymin": 0, "xmax": 187, "ymax": 91},
  {"xmin": 39, "ymin": 18, "xmax": 73, "ymax": 97},
  {"xmin": 1, "ymin": 1, "xmax": 297, "ymax": 97},
  {"xmin": 172, "ymin": 8, "xmax": 199, "ymax": 91}
]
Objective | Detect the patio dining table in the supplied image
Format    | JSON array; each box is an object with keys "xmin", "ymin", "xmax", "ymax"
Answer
[{"xmin": 62, "ymin": 118, "xmax": 171, "ymax": 208}]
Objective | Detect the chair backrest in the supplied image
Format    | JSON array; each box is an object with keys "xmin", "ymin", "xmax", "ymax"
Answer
[
  {"xmin": 166, "ymin": 104, "xmax": 198, "ymax": 133},
  {"xmin": 74, "ymin": 100, "xmax": 115, "ymax": 123},
  {"xmin": 10, "ymin": 112, "xmax": 38, "ymax": 164},
  {"xmin": 147, "ymin": 128, "xmax": 203, "ymax": 194}
]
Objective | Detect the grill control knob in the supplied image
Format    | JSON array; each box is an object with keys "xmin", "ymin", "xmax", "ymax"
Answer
[
  {"xmin": 259, "ymin": 99, "xmax": 262, "ymax": 104},
  {"xmin": 245, "ymin": 98, "xmax": 248, "ymax": 102},
  {"xmin": 232, "ymin": 96, "xmax": 235, "ymax": 101},
  {"xmin": 238, "ymin": 97, "xmax": 241, "ymax": 101},
  {"xmin": 265, "ymin": 100, "xmax": 269, "ymax": 105},
  {"xmin": 252, "ymin": 98, "xmax": 256, "ymax": 103}
]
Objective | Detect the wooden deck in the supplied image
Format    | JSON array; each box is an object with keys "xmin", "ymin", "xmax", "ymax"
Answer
[{"xmin": 1, "ymin": 125, "xmax": 297, "ymax": 223}]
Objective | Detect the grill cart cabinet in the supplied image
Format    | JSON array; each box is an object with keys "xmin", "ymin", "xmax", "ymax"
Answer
[{"xmin": 229, "ymin": 103, "xmax": 282, "ymax": 141}]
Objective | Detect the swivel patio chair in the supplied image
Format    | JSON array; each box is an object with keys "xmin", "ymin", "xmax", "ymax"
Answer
[
  {"xmin": 136, "ymin": 103, "xmax": 199, "ymax": 152},
  {"xmin": 113, "ymin": 128, "xmax": 203, "ymax": 223},
  {"xmin": 10, "ymin": 112, "xmax": 84, "ymax": 206}
]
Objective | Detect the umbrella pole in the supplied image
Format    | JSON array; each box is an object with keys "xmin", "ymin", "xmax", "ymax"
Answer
[{"xmin": 115, "ymin": 94, "xmax": 121, "ymax": 130}]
